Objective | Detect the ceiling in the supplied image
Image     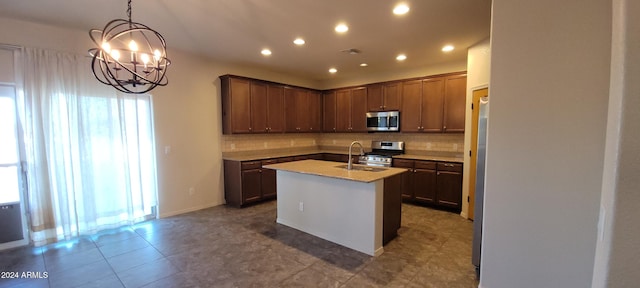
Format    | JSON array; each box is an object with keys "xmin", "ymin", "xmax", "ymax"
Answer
[{"xmin": 0, "ymin": 0, "xmax": 492, "ymax": 82}]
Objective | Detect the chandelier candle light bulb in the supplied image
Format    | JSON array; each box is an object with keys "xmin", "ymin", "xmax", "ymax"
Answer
[{"xmin": 89, "ymin": 0, "xmax": 171, "ymax": 94}]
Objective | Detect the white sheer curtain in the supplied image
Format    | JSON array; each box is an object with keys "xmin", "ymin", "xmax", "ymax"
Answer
[{"xmin": 18, "ymin": 47, "xmax": 158, "ymax": 246}]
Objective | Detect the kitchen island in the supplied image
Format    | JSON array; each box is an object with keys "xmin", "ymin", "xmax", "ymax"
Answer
[{"xmin": 263, "ymin": 160, "xmax": 406, "ymax": 256}]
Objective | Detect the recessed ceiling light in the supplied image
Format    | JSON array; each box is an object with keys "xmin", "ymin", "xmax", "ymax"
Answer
[
  {"xmin": 329, "ymin": 68, "xmax": 338, "ymax": 73},
  {"xmin": 442, "ymin": 45, "xmax": 455, "ymax": 52},
  {"xmin": 261, "ymin": 49, "xmax": 272, "ymax": 56},
  {"xmin": 393, "ymin": 3, "xmax": 410, "ymax": 15},
  {"xmin": 293, "ymin": 38, "xmax": 305, "ymax": 45},
  {"xmin": 396, "ymin": 54, "xmax": 407, "ymax": 61},
  {"xmin": 335, "ymin": 24, "xmax": 349, "ymax": 33},
  {"xmin": 360, "ymin": 63, "xmax": 368, "ymax": 67}
]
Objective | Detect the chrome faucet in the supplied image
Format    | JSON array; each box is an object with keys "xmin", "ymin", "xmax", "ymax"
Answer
[{"xmin": 348, "ymin": 141, "xmax": 364, "ymax": 170}]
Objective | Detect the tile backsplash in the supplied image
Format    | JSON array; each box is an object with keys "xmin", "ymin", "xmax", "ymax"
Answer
[{"xmin": 222, "ymin": 133, "xmax": 464, "ymax": 155}]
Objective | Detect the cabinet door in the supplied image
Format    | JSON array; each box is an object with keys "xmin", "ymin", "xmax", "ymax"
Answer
[
  {"xmin": 323, "ymin": 153, "xmax": 343, "ymax": 162},
  {"xmin": 323, "ymin": 91, "xmax": 337, "ymax": 132},
  {"xmin": 392, "ymin": 159, "xmax": 414, "ymax": 200},
  {"xmin": 284, "ymin": 87, "xmax": 298, "ymax": 132},
  {"xmin": 367, "ymin": 84, "xmax": 384, "ymax": 112},
  {"xmin": 241, "ymin": 169, "xmax": 262, "ymax": 203},
  {"xmin": 436, "ymin": 171, "xmax": 463, "ymax": 209},
  {"xmin": 401, "ymin": 80, "xmax": 423, "ymax": 132},
  {"xmin": 229, "ymin": 77, "xmax": 252, "ymax": 133},
  {"xmin": 261, "ymin": 159, "xmax": 278, "ymax": 199},
  {"xmin": 308, "ymin": 90, "xmax": 322, "ymax": 132},
  {"xmin": 266, "ymin": 84, "xmax": 285, "ymax": 133},
  {"xmin": 383, "ymin": 82, "xmax": 401, "ymax": 111},
  {"xmin": 335, "ymin": 89, "xmax": 351, "ymax": 132},
  {"xmin": 250, "ymin": 81, "xmax": 268, "ymax": 133},
  {"xmin": 422, "ymin": 77, "xmax": 445, "ymax": 132},
  {"xmin": 443, "ymin": 75, "xmax": 467, "ymax": 133},
  {"xmin": 413, "ymin": 169, "xmax": 437, "ymax": 204},
  {"xmin": 296, "ymin": 89, "xmax": 311, "ymax": 132},
  {"xmin": 351, "ymin": 87, "xmax": 368, "ymax": 132}
]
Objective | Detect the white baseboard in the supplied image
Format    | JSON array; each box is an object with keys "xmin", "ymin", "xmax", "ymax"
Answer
[{"xmin": 158, "ymin": 201, "xmax": 222, "ymax": 218}]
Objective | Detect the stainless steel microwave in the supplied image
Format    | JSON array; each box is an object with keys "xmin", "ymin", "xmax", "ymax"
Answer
[{"xmin": 366, "ymin": 111, "xmax": 400, "ymax": 132}]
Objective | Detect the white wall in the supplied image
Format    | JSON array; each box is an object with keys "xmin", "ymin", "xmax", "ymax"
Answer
[
  {"xmin": 481, "ymin": 1, "xmax": 611, "ymax": 287},
  {"xmin": 0, "ymin": 16, "xmax": 315, "ymax": 218},
  {"xmin": 461, "ymin": 38, "xmax": 491, "ymax": 219},
  {"xmin": 592, "ymin": 0, "xmax": 640, "ymax": 287}
]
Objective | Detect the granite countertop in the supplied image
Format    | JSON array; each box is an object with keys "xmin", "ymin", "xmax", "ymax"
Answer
[
  {"xmin": 394, "ymin": 154, "xmax": 464, "ymax": 163},
  {"xmin": 222, "ymin": 148, "xmax": 464, "ymax": 163},
  {"xmin": 263, "ymin": 160, "xmax": 407, "ymax": 183},
  {"xmin": 222, "ymin": 148, "xmax": 353, "ymax": 162}
]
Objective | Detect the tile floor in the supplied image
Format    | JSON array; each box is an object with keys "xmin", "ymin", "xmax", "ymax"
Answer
[{"xmin": 0, "ymin": 202, "xmax": 478, "ymax": 288}]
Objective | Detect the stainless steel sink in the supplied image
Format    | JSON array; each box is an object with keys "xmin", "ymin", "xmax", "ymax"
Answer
[{"xmin": 335, "ymin": 164, "xmax": 387, "ymax": 172}]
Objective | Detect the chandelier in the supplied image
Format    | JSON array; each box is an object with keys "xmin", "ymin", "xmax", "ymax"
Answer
[{"xmin": 89, "ymin": 0, "xmax": 170, "ymax": 94}]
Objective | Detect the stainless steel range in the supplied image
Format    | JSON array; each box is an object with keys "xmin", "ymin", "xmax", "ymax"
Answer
[{"xmin": 359, "ymin": 141, "xmax": 405, "ymax": 167}]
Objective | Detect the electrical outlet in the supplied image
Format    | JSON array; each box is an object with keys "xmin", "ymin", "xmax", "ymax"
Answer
[
  {"xmin": 299, "ymin": 202, "xmax": 304, "ymax": 212},
  {"xmin": 189, "ymin": 187, "xmax": 195, "ymax": 196}
]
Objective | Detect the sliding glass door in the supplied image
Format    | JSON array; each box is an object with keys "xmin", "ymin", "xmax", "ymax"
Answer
[{"xmin": 0, "ymin": 83, "xmax": 28, "ymax": 250}]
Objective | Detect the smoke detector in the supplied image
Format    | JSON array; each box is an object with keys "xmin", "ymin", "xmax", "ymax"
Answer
[{"xmin": 341, "ymin": 48, "xmax": 362, "ymax": 55}]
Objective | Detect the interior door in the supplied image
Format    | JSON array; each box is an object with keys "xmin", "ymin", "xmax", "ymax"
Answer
[
  {"xmin": 468, "ymin": 87, "xmax": 489, "ymax": 220},
  {"xmin": 0, "ymin": 84, "xmax": 28, "ymax": 250}
]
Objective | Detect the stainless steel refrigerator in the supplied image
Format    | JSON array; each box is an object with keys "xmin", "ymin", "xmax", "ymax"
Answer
[{"xmin": 472, "ymin": 96, "xmax": 489, "ymax": 277}]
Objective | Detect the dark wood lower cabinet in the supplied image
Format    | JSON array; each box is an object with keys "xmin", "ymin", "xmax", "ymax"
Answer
[
  {"xmin": 241, "ymin": 168, "xmax": 262, "ymax": 203},
  {"xmin": 261, "ymin": 159, "xmax": 278, "ymax": 199},
  {"xmin": 392, "ymin": 159, "xmax": 463, "ymax": 212},
  {"xmin": 414, "ymin": 168, "xmax": 437, "ymax": 204},
  {"xmin": 224, "ymin": 153, "xmax": 350, "ymax": 207},
  {"xmin": 383, "ymin": 173, "xmax": 403, "ymax": 245}
]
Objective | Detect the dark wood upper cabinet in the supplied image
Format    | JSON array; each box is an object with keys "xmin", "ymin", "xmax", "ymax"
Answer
[
  {"xmin": 221, "ymin": 76, "xmax": 252, "ymax": 134},
  {"xmin": 266, "ymin": 84, "xmax": 285, "ymax": 133},
  {"xmin": 284, "ymin": 87, "xmax": 299, "ymax": 132},
  {"xmin": 422, "ymin": 77, "xmax": 445, "ymax": 132},
  {"xmin": 400, "ymin": 80, "xmax": 422, "ymax": 132},
  {"xmin": 335, "ymin": 87, "xmax": 367, "ymax": 132},
  {"xmin": 221, "ymin": 72, "xmax": 464, "ymax": 134},
  {"xmin": 336, "ymin": 89, "xmax": 351, "ymax": 132},
  {"xmin": 284, "ymin": 87, "xmax": 321, "ymax": 133},
  {"xmin": 308, "ymin": 90, "xmax": 322, "ymax": 132},
  {"xmin": 443, "ymin": 74, "xmax": 467, "ymax": 132},
  {"xmin": 250, "ymin": 81, "xmax": 268, "ymax": 133},
  {"xmin": 351, "ymin": 87, "xmax": 368, "ymax": 132},
  {"xmin": 367, "ymin": 82, "xmax": 401, "ymax": 112},
  {"xmin": 367, "ymin": 84, "xmax": 383, "ymax": 111},
  {"xmin": 400, "ymin": 73, "xmax": 466, "ymax": 133},
  {"xmin": 222, "ymin": 75, "xmax": 289, "ymax": 134},
  {"xmin": 323, "ymin": 90, "xmax": 337, "ymax": 132}
]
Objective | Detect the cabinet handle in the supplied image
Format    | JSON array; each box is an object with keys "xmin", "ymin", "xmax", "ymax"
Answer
[
  {"xmin": 310, "ymin": 127, "xmax": 313, "ymax": 130},
  {"xmin": 407, "ymin": 168, "xmax": 413, "ymax": 172},
  {"xmin": 333, "ymin": 128, "xmax": 336, "ymax": 131},
  {"xmin": 379, "ymin": 105, "xmax": 383, "ymax": 109},
  {"xmin": 444, "ymin": 163, "xmax": 454, "ymax": 167},
  {"xmin": 443, "ymin": 126, "xmax": 447, "ymax": 130},
  {"xmin": 437, "ymin": 172, "xmax": 441, "ymax": 175},
  {"xmin": 249, "ymin": 127, "xmax": 252, "ymax": 131}
]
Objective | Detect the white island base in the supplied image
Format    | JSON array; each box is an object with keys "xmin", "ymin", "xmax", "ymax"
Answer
[{"xmin": 275, "ymin": 170, "xmax": 385, "ymax": 256}]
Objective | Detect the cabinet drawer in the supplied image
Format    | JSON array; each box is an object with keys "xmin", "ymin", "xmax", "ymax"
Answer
[
  {"xmin": 278, "ymin": 157, "xmax": 294, "ymax": 163},
  {"xmin": 437, "ymin": 162, "xmax": 462, "ymax": 172},
  {"xmin": 241, "ymin": 161, "xmax": 262, "ymax": 170},
  {"xmin": 392, "ymin": 159, "xmax": 414, "ymax": 168},
  {"xmin": 261, "ymin": 159, "xmax": 277, "ymax": 167},
  {"xmin": 415, "ymin": 161, "xmax": 436, "ymax": 170}
]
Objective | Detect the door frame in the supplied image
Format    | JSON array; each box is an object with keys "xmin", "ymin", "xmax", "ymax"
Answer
[
  {"xmin": 468, "ymin": 87, "xmax": 489, "ymax": 220},
  {"xmin": 0, "ymin": 45, "xmax": 30, "ymax": 251}
]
